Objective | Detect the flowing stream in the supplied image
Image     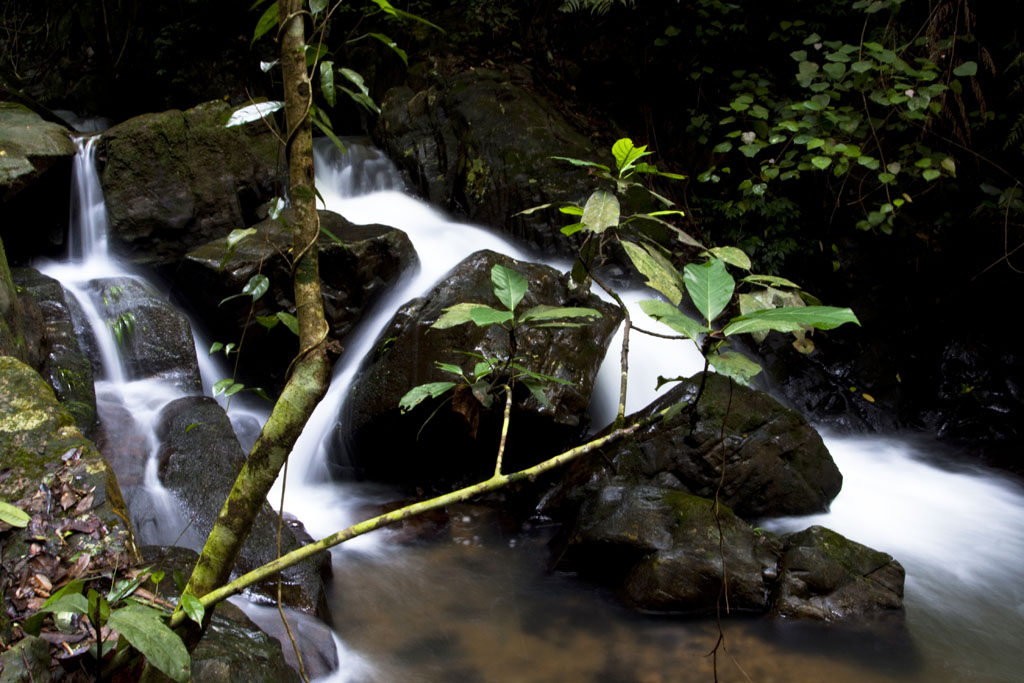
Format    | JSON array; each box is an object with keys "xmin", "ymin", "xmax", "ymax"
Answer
[{"xmin": 44, "ymin": 135, "xmax": 1024, "ymax": 682}]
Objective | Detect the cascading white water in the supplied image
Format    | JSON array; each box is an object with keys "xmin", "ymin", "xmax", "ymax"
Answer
[
  {"xmin": 40, "ymin": 135, "xmax": 201, "ymax": 549},
  {"xmin": 45, "ymin": 133, "xmax": 1024, "ymax": 681}
]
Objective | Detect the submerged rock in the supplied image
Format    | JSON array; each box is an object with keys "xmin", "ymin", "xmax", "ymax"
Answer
[
  {"xmin": 568, "ymin": 486, "xmax": 776, "ymax": 614},
  {"xmin": 772, "ymin": 525, "xmax": 905, "ymax": 620},
  {"xmin": 176, "ymin": 209, "xmax": 416, "ymax": 393},
  {"xmin": 99, "ymin": 100, "xmax": 284, "ymax": 267},
  {"xmin": 155, "ymin": 396, "xmax": 331, "ymax": 616},
  {"xmin": 375, "ymin": 67, "xmax": 597, "ymax": 254},
  {"xmin": 338, "ymin": 249, "xmax": 622, "ymax": 489}
]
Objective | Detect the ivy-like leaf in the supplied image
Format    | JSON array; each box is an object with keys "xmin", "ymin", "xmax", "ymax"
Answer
[
  {"xmin": 581, "ymin": 190, "xmax": 620, "ymax": 233},
  {"xmin": 276, "ymin": 311, "xmax": 299, "ymax": 335},
  {"xmin": 684, "ymin": 258, "xmax": 735, "ymax": 324},
  {"xmin": 621, "ymin": 241, "xmax": 684, "ymax": 305},
  {"xmin": 398, "ymin": 382, "xmax": 457, "ymax": 413},
  {"xmin": 722, "ymin": 306, "xmax": 860, "ymax": 336},
  {"xmin": 490, "ymin": 264, "xmax": 528, "ymax": 313},
  {"xmin": 108, "ymin": 605, "xmax": 191, "ymax": 683},
  {"xmin": 638, "ymin": 299, "xmax": 708, "ymax": 341}
]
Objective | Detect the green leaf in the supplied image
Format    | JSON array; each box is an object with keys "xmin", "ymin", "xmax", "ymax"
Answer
[
  {"xmin": 470, "ymin": 305, "xmax": 514, "ymax": 327},
  {"xmin": 638, "ymin": 299, "xmax": 708, "ymax": 341},
  {"xmin": 256, "ymin": 315, "xmax": 279, "ymax": 330},
  {"xmin": 226, "ymin": 228, "xmax": 257, "ymax": 251},
  {"xmin": 953, "ymin": 61, "xmax": 977, "ymax": 77},
  {"xmin": 741, "ymin": 274, "xmax": 801, "ymax": 288},
  {"xmin": 560, "ymin": 222, "xmax": 584, "ymax": 236},
  {"xmin": 319, "ymin": 61, "xmax": 336, "ymax": 107},
  {"xmin": 367, "ymin": 0, "xmax": 445, "ymax": 32},
  {"xmin": 706, "ymin": 246, "xmax": 751, "ymax": 270},
  {"xmin": 684, "ymin": 259, "xmax": 734, "ymax": 324},
  {"xmin": 611, "ymin": 138, "xmax": 651, "ymax": 176},
  {"xmin": 309, "ymin": 0, "xmax": 327, "ymax": 15},
  {"xmin": 723, "ymin": 306, "xmax": 860, "ymax": 336},
  {"xmin": 810, "ymin": 155, "xmax": 832, "ymax": 170},
  {"xmin": 180, "ymin": 593, "xmax": 205, "ymax": 626},
  {"xmin": 490, "ymin": 264, "xmax": 528, "ymax": 313},
  {"xmin": 108, "ymin": 605, "xmax": 191, "ymax": 683},
  {"xmin": 276, "ymin": 311, "xmax": 299, "ymax": 335},
  {"xmin": 550, "ymin": 156, "xmax": 611, "ymax": 173},
  {"xmin": 212, "ymin": 379, "xmax": 235, "ymax": 397},
  {"xmin": 311, "ymin": 116, "xmax": 347, "ymax": 155},
  {"xmin": 581, "ymin": 190, "xmax": 620, "ymax": 233},
  {"xmin": 226, "ymin": 101, "xmax": 283, "ymax": 127},
  {"xmin": 0, "ymin": 500, "xmax": 30, "ymax": 527},
  {"xmin": 520, "ymin": 377, "xmax": 553, "ymax": 408},
  {"xmin": 621, "ymin": 241, "xmax": 684, "ymax": 305},
  {"xmin": 431, "ymin": 303, "xmax": 480, "ymax": 329},
  {"xmin": 244, "ymin": 274, "xmax": 270, "ymax": 301},
  {"xmin": 251, "ymin": 1, "xmax": 279, "ymax": 46},
  {"xmin": 520, "ymin": 305, "xmax": 602, "ymax": 323},
  {"xmin": 366, "ymin": 33, "xmax": 408, "ymax": 66},
  {"xmin": 399, "ymin": 382, "xmax": 457, "ymax": 413},
  {"xmin": 709, "ymin": 351, "xmax": 762, "ymax": 386},
  {"xmin": 209, "ymin": 341, "xmax": 224, "ymax": 354},
  {"xmin": 558, "ymin": 206, "xmax": 584, "ymax": 216},
  {"xmin": 435, "ymin": 362, "xmax": 465, "ymax": 378},
  {"xmin": 922, "ymin": 168, "xmax": 941, "ymax": 181}
]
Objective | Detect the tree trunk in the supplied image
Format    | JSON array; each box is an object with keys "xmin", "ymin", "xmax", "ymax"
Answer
[{"xmin": 175, "ymin": 0, "xmax": 330, "ymax": 645}]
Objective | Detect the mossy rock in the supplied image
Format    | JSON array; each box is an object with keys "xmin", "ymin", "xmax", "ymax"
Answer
[
  {"xmin": 0, "ymin": 102, "xmax": 75, "ymax": 202},
  {"xmin": 772, "ymin": 525, "xmax": 905, "ymax": 620},
  {"xmin": 0, "ymin": 357, "xmax": 138, "ymax": 638},
  {"xmin": 99, "ymin": 100, "xmax": 284, "ymax": 267},
  {"xmin": 12, "ymin": 268, "xmax": 98, "ymax": 436}
]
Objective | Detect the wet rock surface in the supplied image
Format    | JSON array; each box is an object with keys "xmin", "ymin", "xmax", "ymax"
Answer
[
  {"xmin": 338, "ymin": 249, "xmax": 622, "ymax": 490},
  {"xmin": 176, "ymin": 209, "xmax": 417, "ymax": 393},
  {"xmin": 156, "ymin": 396, "xmax": 331, "ymax": 616},
  {"xmin": 375, "ymin": 66, "xmax": 597, "ymax": 255},
  {"xmin": 12, "ymin": 268, "xmax": 98, "ymax": 436},
  {"xmin": 99, "ymin": 100, "xmax": 284, "ymax": 268}
]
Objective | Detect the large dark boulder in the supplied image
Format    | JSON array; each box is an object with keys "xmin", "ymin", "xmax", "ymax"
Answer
[
  {"xmin": 0, "ymin": 237, "xmax": 28, "ymax": 362},
  {"xmin": 374, "ymin": 67, "xmax": 598, "ymax": 254},
  {"xmin": 567, "ymin": 485, "xmax": 777, "ymax": 614},
  {"xmin": 155, "ymin": 396, "xmax": 330, "ymax": 616},
  {"xmin": 337, "ymin": 250, "xmax": 622, "ymax": 489},
  {"xmin": 12, "ymin": 268, "xmax": 98, "ymax": 436},
  {"xmin": 0, "ymin": 103, "xmax": 74, "ymax": 203},
  {"xmin": 772, "ymin": 525, "xmax": 905, "ymax": 620},
  {"xmin": 175, "ymin": 209, "xmax": 416, "ymax": 392},
  {"xmin": 547, "ymin": 372, "xmax": 843, "ymax": 521},
  {"xmin": 99, "ymin": 100, "xmax": 284, "ymax": 267}
]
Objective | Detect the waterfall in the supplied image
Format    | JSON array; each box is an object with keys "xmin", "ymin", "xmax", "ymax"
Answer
[{"xmin": 43, "ymin": 134, "xmax": 1024, "ymax": 682}]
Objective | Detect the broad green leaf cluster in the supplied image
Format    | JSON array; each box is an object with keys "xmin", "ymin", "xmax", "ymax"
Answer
[
  {"xmin": 549, "ymin": 138, "xmax": 860, "ymax": 387},
  {"xmin": 398, "ymin": 264, "xmax": 602, "ymax": 414}
]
